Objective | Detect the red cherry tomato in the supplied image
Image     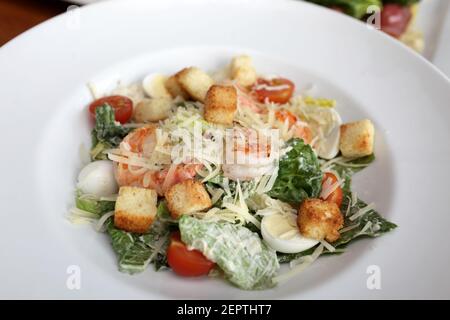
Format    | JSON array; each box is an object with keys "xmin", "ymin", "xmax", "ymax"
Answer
[
  {"xmin": 88, "ymin": 95, "xmax": 133, "ymax": 124},
  {"xmin": 252, "ymin": 78, "xmax": 295, "ymax": 104},
  {"xmin": 321, "ymin": 172, "xmax": 343, "ymax": 208},
  {"xmin": 167, "ymin": 232, "xmax": 215, "ymax": 277},
  {"xmin": 381, "ymin": 4, "xmax": 412, "ymax": 38}
]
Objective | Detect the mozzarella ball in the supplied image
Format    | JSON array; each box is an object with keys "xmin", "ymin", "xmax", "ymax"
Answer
[{"xmin": 77, "ymin": 160, "xmax": 118, "ymax": 197}]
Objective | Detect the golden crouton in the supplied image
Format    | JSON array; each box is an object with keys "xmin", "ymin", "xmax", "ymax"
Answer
[
  {"xmin": 339, "ymin": 119, "xmax": 375, "ymax": 158},
  {"xmin": 204, "ymin": 85, "xmax": 237, "ymax": 125},
  {"xmin": 175, "ymin": 67, "xmax": 214, "ymax": 102},
  {"xmin": 114, "ymin": 186, "xmax": 157, "ymax": 233},
  {"xmin": 165, "ymin": 179, "xmax": 212, "ymax": 219},
  {"xmin": 230, "ymin": 55, "xmax": 257, "ymax": 87},
  {"xmin": 297, "ymin": 198, "xmax": 343, "ymax": 242},
  {"xmin": 165, "ymin": 74, "xmax": 190, "ymax": 99}
]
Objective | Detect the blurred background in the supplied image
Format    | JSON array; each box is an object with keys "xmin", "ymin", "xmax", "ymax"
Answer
[{"xmin": 0, "ymin": 0, "xmax": 449, "ymax": 75}]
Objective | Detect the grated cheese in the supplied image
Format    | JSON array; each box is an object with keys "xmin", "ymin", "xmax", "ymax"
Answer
[
  {"xmin": 95, "ymin": 211, "xmax": 115, "ymax": 232},
  {"xmin": 273, "ymin": 244, "xmax": 324, "ymax": 284},
  {"xmin": 355, "ymin": 221, "xmax": 373, "ymax": 237},
  {"xmin": 349, "ymin": 202, "xmax": 375, "ymax": 222},
  {"xmin": 320, "ymin": 239, "xmax": 336, "ymax": 252},
  {"xmin": 320, "ymin": 176, "xmax": 345, "ymax": 200},
  {"xmin": 99, "ymin": 194, "xmax": 118, "ymax": 202},
  {"xmin": 87, "ymin": 82, "xmax": 101, "ymax": 100},
  {"xmin": 340, "ymin": 223, "xmax": 360, "ymax": 233}
]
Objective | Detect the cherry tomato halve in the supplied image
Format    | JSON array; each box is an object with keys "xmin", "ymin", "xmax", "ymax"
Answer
[
  {"xmin": 167, "ymin": 232, "xmax": 215, "ymax": 277},
  {"xmin": 252, "ymin": 78, "xmax": 295, "ymax": 104},
  {"xmin": 320, "ymin": 172, "xmax": 343, "ymax": 208},
  {"xmin": 380, "ymin": 4, "xmax": 412, "ymax": 38},
  {"xmin": 88, "ymin": 95, "xmax": 133, "ymax": 124}
]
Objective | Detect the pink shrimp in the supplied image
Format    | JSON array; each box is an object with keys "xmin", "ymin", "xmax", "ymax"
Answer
[
  {"xmin": 274, "ymin": 109, "xmax": 313, "ymax": 144},
  {"xmin": 235, "ymin": 84, "xmax": 265, "ymax": 114},
  {"xmin": 113, "ymin": 126, "xmax": 201, "ymax": 195}
]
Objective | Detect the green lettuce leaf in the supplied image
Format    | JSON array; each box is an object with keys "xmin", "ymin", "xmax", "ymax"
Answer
[
  {"xmin": 106, "ymin": 203, "xmax": 173, "ymax": 274},
  {"xmin": 269, "ymin": 138, "xmax": 323, "ymax": 203},
  {"xmin": 305, "ymin": 0, "xmax": 382, "ymax": 19},
  {"xmin": 383, "ymin": 0, "xmax": 419, "ymax": 6},
  {"xmin": 90, "ymin": 104, "xmax": 130, "ymax": 160},
  {"xmin": 277, "ymin": 154, "xmax": 397, "ymax": 263},
  {"xmin": 75, "ymin": 190, "xmax": 115, "ymax": 216},
  {"xmin": 179, "ymin": 216, "xmax": 279, "ymax": 290}
]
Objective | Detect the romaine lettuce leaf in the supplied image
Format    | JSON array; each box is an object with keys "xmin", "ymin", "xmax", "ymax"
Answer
[
  {"xmin": 106, "ymin": 203, "xmax": 173, "ymax": 274},
  {"xmin": 269, "ymin": 138, "xmax": 323, "ymax": 203},
  {"xmin": 91, "ymin": 104, "xmax": 130, "ymax": 160},
  {"xmin": 179, "ymin": 216, "xmax": 279, "ymax": 290},
  {"xmin": 75, "ymin": 190, "xmax": 115, "ymax": 216}
]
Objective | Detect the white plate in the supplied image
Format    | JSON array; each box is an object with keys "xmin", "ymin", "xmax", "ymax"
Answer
[{"xmin": 0, "ymin": 0, "xmax": 449, "ymax": 299}]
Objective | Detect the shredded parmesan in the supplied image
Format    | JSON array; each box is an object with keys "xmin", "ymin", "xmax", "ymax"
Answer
[
  {"xmin": 67, "ymin": 207, "xmax": 98, "ymax": 224},
  {"xmin": 351, "ymin": 192, "xmax": 358, "ymax": 207},
  {"xmin": 87, "ymin": 82, "xmax": 101, "ymax": 99},
  {"xmin": 210, "ymin": 188, "xmax": 225, "ymax": 205},
  {"xmin": 355, "ymin": 221, "xmax": 373, "ymax": 236},
  {"xmin": 273, "ymin": 244, "xmax": 324, "ymax": 284},
  {"xmin": 95, "ymin": 211, "xmax": 115, "ymax": 232},
  {"xmin": 320, "ymin": 239, "xmax": 335, "ymax": 252},
  {"xmin": 99, "ymin": 194, "xmax": 118, "ymax": 202},
  {"xmin": 320, "ymin": 174, "xmax": 344, "ymax": 200},
  {"xmin": 349, "ymin": 202, "xmax": 375, "ymax": 222},
  {"xmin": 340, "ymin": 223, "xmax": 360, "ymax": 233}
]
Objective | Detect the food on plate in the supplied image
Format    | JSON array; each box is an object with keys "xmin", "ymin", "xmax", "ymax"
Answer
[
  {"xmin": 165, "ymin": 179, "xmax": 212, "ymax": 219},
  {"xmin": 134, "ymin": 98, "xmax": 172, "ymax": 122},
  {"xmin": 69, "ymin": 55, "xmax": 396, "ymax": 290},
  {"xmin": 339, "ymin": 119, "xmax": 375, "ymax": 158},
  {"xmin": 230, "ymin": 55, "xmax": 257, "ymax": 87},
  {"xmin": 204, "ymin": 85, "xmax": 238, "ymax": 125},
  {"xmin": 167, "ymin": 232, "xmax": 216, "ymax": 277},
  {"xmin": 77, "ymin": 160, "xmax": 118, "ymax": 197},
  {"xmin": 168, "ymin": 67, "xmax": 214, "ymax": 102},
  {"xmin": 142, "ymin": 73, "xmax": 171, "ymax": 99},
  {"xmin": 297, "ymin": 198, "xmax": 343, "ymax": 242},
  {"xmin": 114, "ymin": 186, "xmax": 157, "ymax": 233},
  {"xmin": 304, "ymin": 0, "xmax": 424, "ymax": 52}
]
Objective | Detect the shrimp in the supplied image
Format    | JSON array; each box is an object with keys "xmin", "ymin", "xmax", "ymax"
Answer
[
  {"xmin": 113, "ymin": 125, "xmax": 200, "ymax": 195},
  {"xmin": 222, "ymin": 127, "xmax": 276, "ymax": 181},
  {"xmin": 274, "ymin": 109, "xmax": 313, "ymax": 144},
  {"xmin": 235, "ymin": 84, "xmax": 264, "ymax": 114}
]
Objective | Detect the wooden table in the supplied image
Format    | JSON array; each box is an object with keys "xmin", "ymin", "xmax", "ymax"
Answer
[{"xmin": 0, "ymin": 0, "xmax": 70, "ymax": 46}]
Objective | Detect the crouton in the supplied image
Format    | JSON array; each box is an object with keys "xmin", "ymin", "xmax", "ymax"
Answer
[
  {"xmin": 204, "ymin": 85, "xmax": 237, "ymax": 125},
  {"xmin": 230, "ymin": 55, "xmax": 257, "ymax": 87},
  {"xmin": 114, "ymin": 186, "xmax": 157, "ymax": 233},
  {"xmin": 339, "ymin": 119, "xmax": 375, "ymax": 158},
  {"xmin": 165, "ymin": 179, "xmax": 212, "ymax": 219},
  {"xmin": 134, "ymin": 98, "xmax": 172, "ymax": 122},
  {"xmin": 175, "ymin": 67, "xmax": 214, "ymax": 102},
  {"xmin": 165, "ymin": 74, "xmax": 190, "ymax": 99},
  {"xmin": 297, "ymin": 198, "xmax": 343, "ymax": 242}
]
